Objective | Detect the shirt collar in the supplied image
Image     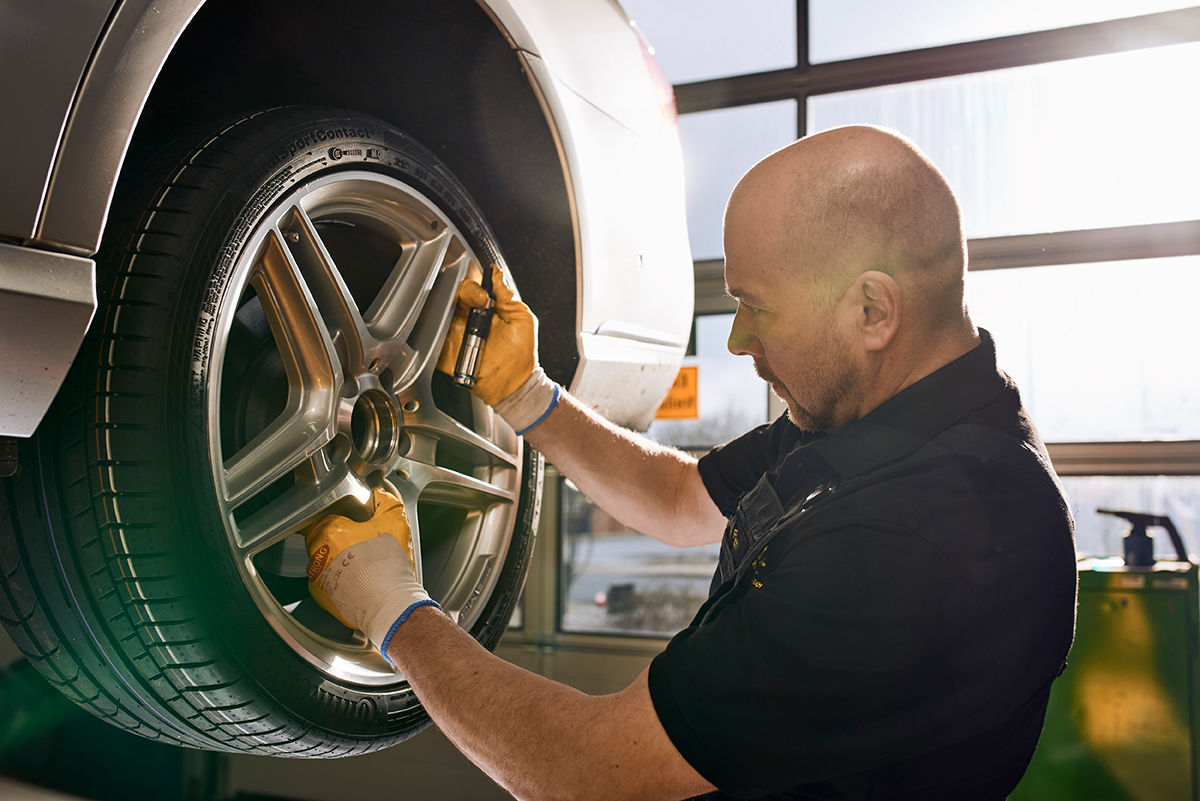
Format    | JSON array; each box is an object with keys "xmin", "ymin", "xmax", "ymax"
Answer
[{"xmin": 805, "ymin": 328, "xmax": 1008, "ymax": 480}]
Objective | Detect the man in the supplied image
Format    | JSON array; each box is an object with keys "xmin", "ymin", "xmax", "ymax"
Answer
[{"xmin": 305, "ymin": 125, "xmax": 1077, "ymax": 800}]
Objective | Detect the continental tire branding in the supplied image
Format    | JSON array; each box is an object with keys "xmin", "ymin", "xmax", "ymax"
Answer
[
  {"xmin": 275, "ymin": 126, "xmax": 373, "ymax": 162},
  {"xmin": 307, "ymin": 544, "xmax": 330, "ymax": 581},
  {"xmin": 311, "ymin": 685, "xmax": 377, "ymax": 727},
  {"xmin": 278, "ymin": 673, "xmax": 380, "ymax": 728}
]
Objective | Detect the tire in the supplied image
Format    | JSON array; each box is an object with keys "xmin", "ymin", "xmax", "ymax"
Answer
[{"xmin": 0, "ymin": 107, "xmax": 542, "ymax": 756}]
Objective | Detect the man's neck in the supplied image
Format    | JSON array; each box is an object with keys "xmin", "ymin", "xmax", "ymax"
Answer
[{"xmin": 843, "ymin": 323, "xmax": 981, "ymax": 430}]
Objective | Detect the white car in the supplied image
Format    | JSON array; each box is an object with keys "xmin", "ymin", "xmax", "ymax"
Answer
[{"xmin": 0, "ymin": 0, "xmax": 692, "ymax": 756}]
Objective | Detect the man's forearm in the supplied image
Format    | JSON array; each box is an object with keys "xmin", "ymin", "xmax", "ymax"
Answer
[
  {"xmin": 519, "ymin": 389, "xmax": 724, "ymax": 548},
  {"xmin": 387, "ymin": 606, "xmax": 713, "ymax": 801}
]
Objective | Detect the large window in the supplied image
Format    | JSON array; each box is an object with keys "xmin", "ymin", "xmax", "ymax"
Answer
[
  {"xmin": 558, "ymin": 313, "xmax": 768, "ymax": 636},
  {"xmin": 678, "ymin": 102, "xmax": 798, "ymax": 259},
  {"xmin": 559, "ymin": 480, "xmax": 720, "ymax": 637},
  {"xmin": 808, "ymin": 42, "xmax": 1200, "ymax": 237},
  {"xmin": 645, "ymin": 313, "xmax": 770, "ymax": 449},
  {"xmin": 965, "ymin": 257, "xmax": 1200, "ymax": 443},
  {"xmin": 624, "ymin": 0, "xmax": 797, "ymax": 83},
  {"xmin": 808, "ymin": 0, "xmax": 1195, "ymax": 63}
]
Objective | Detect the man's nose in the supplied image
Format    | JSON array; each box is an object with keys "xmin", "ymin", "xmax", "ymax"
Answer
[{"xmin": 727, "ymin": 311, "xmax": 759, "ymax": 357}]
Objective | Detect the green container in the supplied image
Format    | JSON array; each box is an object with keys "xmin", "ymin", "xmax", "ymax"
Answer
[{"xmin": 1011, "ymin": 559, "xmax": 1198, "ymax": 801}]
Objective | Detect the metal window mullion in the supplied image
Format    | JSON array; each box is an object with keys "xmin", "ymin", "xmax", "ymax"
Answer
[
  {"xmin": 1049, "ymin": 441, "xmax": 1200, "ymax": 476},
  {"xmin": 693, "ymin": 222, "xmax": 1200, "ymax": 310},
  {"xmin": 968, "ymin": 221, "xmax": 1200, "ymax": 272},
  {"xmin": 797, "ymin": 0, "xmax": 810, "ymax": 69},
  {"xmin": 805, "ymin": 7, "xmax": 1200, "ymax": 97},
  {"xmin": 676, "ymin": 6, "xmax": 1200, "ymax": 115},
  {"xmin": 797, "ymin": 0, "xmax": 809, "ymax": 136}
]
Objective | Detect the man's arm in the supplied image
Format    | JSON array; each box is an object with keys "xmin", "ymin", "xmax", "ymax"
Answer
[
  {"xmin": 520, "ymin": 389, "xmax": 726, "ymax": 548},
  {"xmin": 390, "ymin": 606, "xmax": 715, "ymax": 801},
  {"xmin": 440, "ymin": 265, "xmax": 725, "ymax": 548},
  {"xmin": 305, "ymin": 499, "xmax": 717, "ymax": 801}
]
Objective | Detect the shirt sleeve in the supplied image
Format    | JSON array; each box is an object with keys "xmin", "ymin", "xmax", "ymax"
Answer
[
  {"xmin": 698, "ymin": 415, "xmax": 812, "ymax": 517},
  {"xmin": 647, "ymin": 523, "xmax": 992, "ymax": 797}
]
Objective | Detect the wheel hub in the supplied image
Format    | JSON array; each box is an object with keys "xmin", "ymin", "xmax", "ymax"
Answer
[{"xmin": 344, "ymin": 376, "xmax": 404, "ymax": 472}]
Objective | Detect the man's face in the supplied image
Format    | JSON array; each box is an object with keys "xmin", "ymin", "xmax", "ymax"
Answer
[{"xmin": 723, "ymin": 203, "xmax": 862, "ymax": 433}]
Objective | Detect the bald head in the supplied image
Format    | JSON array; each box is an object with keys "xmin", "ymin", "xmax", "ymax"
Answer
[{"xmin": 726, "ymin": 125, "xmax": 968, "ymax": 330}]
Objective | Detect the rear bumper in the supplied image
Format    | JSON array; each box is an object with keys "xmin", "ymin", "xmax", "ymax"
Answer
[{"xmin": 0, "ymin": 242, "xmax": 96, "ymax": 436}]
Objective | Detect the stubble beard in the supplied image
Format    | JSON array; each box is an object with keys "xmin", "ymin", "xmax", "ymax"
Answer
[{"xmin": 754, "ymin": 339, "xmax": 860, "ymax": 434}]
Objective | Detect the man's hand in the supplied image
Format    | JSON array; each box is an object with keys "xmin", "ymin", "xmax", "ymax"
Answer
[
  {"xmin": 436, "ymin": 264, "xmax": 539, "ymax": 407},
  {"xmin": 305, "ymin": 487, "xmax": 438, "ymax": 661},
  {"xmin": 436, "ymin": 264, "xmax": 560, "ymax": 433}
]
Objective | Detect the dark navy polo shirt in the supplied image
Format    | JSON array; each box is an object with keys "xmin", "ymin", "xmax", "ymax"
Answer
[{"xmin": 648, "ymin": 330, "xmax": 1077, "ymax": 800}]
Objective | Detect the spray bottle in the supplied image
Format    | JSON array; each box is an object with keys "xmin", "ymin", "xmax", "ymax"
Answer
[{"xmin": 1097, "ymin": 508, "xmax": 1189, "ymax": 567}]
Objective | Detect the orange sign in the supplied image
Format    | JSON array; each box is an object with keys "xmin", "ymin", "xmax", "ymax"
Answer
[{"xmin": 655, "ymin": 365, "xmax": 699, "ymax": 420}]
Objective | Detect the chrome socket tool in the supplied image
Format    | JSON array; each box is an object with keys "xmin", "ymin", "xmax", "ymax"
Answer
[{"xmin": 452, "ymin": 267, "xmax": 496, "ymax": 389}]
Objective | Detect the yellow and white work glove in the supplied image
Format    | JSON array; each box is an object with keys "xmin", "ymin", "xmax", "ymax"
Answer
[
  {"xmin": 436, "ymin": 264, "xmax": 560, "ymax": 435},
  {"xmin": 305, "ymin": 488, "xmax": 438, "ymax": 663}
]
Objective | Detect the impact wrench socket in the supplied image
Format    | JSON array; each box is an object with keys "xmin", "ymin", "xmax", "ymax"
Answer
[{"xmin": 452, "ymin": 268, "xmax": 495, "ymax": 389}]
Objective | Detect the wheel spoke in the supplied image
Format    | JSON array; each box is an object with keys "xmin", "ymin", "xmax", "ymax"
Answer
[
  {"xmin": 404, "ymin": 460, "xmax": 518, "ymax": 508},
  {"xmin": 406, "ymin": 407, "xmax": 520, "ymax": 469},
  {"xmin": 365, "ymin": 229, "xmax": 452, "ymax": 345},
  {"xmin": 279, "ymin": 206, "xmax": 372, "ymax": 376},
  {"xmin": 392, "ymin": 250, "xmax": 473, "ymax": 390},
  {"xmin": 222, "ymin": 411, "xmax": 335, "ymax": 507},
  {"xmin": 251, "ymin": 228, "xmax": 342, "ymax": 411},
  {"xmin": 234, "ymin": 460, "xmax": 368, "ymax": 557}
]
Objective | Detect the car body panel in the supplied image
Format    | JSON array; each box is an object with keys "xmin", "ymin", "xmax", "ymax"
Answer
[
  {"xmin": 0, "ymin": 0, "xmax": 114, "ymax": 243},
  {"xmin": 481, "ymin": 0, "xmax": 665, "ymax": 140},
  {"xmin": 0, "ymin": 0, "xmax": 692, "ymax": 436},
  {"xmin": 36, "ymin": 0, "xmax": 204, "ymax": 255},
  {"xmin": 0, "ymin": 242, "xmax": 96, "ymax": 436}
]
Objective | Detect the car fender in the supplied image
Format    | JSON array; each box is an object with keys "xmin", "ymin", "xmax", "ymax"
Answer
[{"xmin": 484, "ymin": 1, "xmax": 694, "ymax": 427}]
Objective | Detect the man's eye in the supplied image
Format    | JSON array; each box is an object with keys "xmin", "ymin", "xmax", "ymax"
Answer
[{"xmin": 733, "ymin": 296, "xmax": 766, "ymax": 318}]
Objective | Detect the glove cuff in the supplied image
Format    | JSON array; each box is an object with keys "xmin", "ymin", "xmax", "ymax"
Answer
[
  {"xmin": 494, "ymin": 368, "xmax": 560, "ymax": 434},
  {"xmin": 364, "ymin": 585, "xmax": 435, "ymax": 658},
  {"xmin": 377, "ymin": 599, "xmax": 441, "ymax": 664}
]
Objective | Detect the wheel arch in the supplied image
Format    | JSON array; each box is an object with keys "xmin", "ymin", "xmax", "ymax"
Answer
[{"xmin": 39, "ymin": 0, "xmax": 580, "ymax": 385}]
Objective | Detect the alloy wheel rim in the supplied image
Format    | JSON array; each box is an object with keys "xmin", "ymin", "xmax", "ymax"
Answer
[{"xmin": 205, "ymin": 170, "xmax": 522, "ymax": 685}]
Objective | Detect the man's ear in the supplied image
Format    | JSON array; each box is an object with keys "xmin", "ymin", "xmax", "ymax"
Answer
[{"xmin": 853, "ymin": 270, "xmax": 900, "ymax": 351}]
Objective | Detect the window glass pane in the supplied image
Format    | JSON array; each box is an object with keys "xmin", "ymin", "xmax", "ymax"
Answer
[
  {"xmin": 1061, "ymin": 476, "xmax": 1200, "ymax": 559},
  {"xmin": 966, "ymin": 256, "xmax": 1200, "ymax": 443},
  {"xmin": 808, "ymin": 43, "xmax": 1200, "ymax": 238},
  {"xmin": 647, "ymin": 314, "xmax": 769, "ymax": 448},
  {"xmin": 810, "ymin": 0, "xmax": 1192, "ymax": 64},
  {"xmin": 621, "ymin": 0, "xmax": 796, "ymax": 84},
  {"xmin": 559, "ymin": 480, "xmax": 719, "ymax": 636},
  {"xmin": 680, "ymin": 101, "xmax": 798, "ymax": 260}
]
